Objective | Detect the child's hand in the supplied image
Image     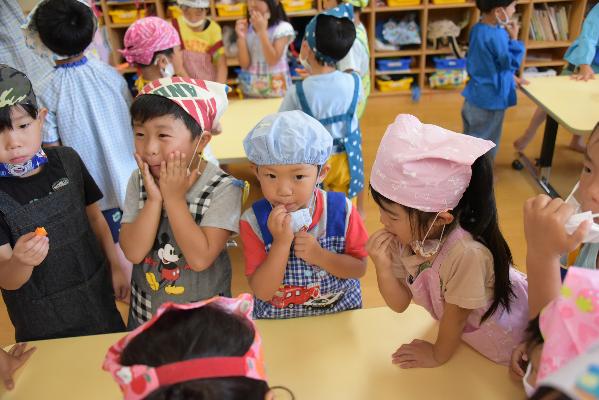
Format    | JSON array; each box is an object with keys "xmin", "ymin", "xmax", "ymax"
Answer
[
  {"xmin": 392, "ymin": 339, "xmax": 441, "ymax": 369},
  {"xmin": 267, "ymin": 205, "xmax": 293, "ymax": 244},
  {"xmin": 294, "ymin": 67, "xmax": 310, "ymax": 79},
  {"xmin": 505, "ymin": 21, "xmax": 520, "ymax": 40},
  {"xmin": 11, "ymin": 232, "xmax": 49, "ymax": 267},
  {"xmin": 294, "ymin": 231, "xmax": 323, "ymax": 265},
  {"xmin": 523, "ymin": 195, "xmax": 589, "ymax": 258},
  {"xmin": 514, "ymin": 76, "xmax": 529, "ymax": 87},
  {"xmin": 250, "ymin": 10, "xmax": 268, "ymax": 33},
  {"xmin": 159, "ymin": 152, "xmax": 196, "ymax": 205},
  {"xmin": 572, "ymin": 64, "xmax": 595, "ymax": 82},
  {"xmin": 0, "ymin": 343, "xmax": 36, "ymax": 390},
  {"xmin": 366, "ymin": 229, "xmax": 396, "ymax": 270},
  {"xmin": 110, "ymin": 265, "xmax": 130, "ymax": 303},
  {"xmin": 235, "ymin": 19, "xmax": 249, "ymax": 39},
  {"xmin": 509, "ymin": 341, "xmax": 528, "ymax": 381},
  {"xmin": 135, "ymin": 153, "xmax": 162, "ymax": 203}
]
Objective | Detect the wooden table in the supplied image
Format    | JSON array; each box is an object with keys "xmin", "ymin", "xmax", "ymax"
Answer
[
  {"xmin": 210, "ymin": 98, "xmax": 282, "ymax": 164},
  {"xmin": 517, "ymin": 75, "xmax": 599, "ymax": 197},
  {"xmin": 0, "ymin": 305, "xmax": 523, "ymax": 400}
]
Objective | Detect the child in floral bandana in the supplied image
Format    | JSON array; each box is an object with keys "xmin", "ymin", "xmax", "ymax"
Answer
[
  {"xmin": 0, "ymin": 65, "xmax": 127, "ymax": 342},
  {"xmin": 120, "ymin": 77, "xmax": 243, "ymax": 329}
]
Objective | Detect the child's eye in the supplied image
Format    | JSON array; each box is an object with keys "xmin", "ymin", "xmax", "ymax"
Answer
[
  {"xmin": 295, "ymin": 175, "xmax": 306, "ymax": 180},
  {"xmin": 584, "ymin": 165, "xmax": 592, "ymax": 174},
  {"xmin": 135, "ymin": 132, "xmax": 144, "ymax": 137},
  {"xmin": 266, "ymin": 173, "xmax": 276, "ymax": 179},
  {"xmin": 158, "ymin": 133, "xmax": 171, "ymax": 138},
  {"xmin": 18, "ymin": 123, "xmax": 30, "ymax": 129}
]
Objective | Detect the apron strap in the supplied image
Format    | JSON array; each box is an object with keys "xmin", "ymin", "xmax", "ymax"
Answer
[
  {"xmin": 295, "ymin": 79, "xmax": 314, "ymax": 119},
  {"xmin": 51, "ymin": 147, "xmax": 85, "ymax": 200},
  {"xmin": 347, "ymin": 72, "xmax": 360, "ymax": 118},
  {"xmin": 172, "ymin": 18, "xmax": 185, "ymax": 50},
  {"xmin": 208, "ymin": 40, "xmax": 224, "ymax": 57},
  {"xmin": 325, "ymin": 191, "xmax": 347, "ymax": 238},
  {"xmin": 252, "ymin": 198, "xmax": 274, "ymax": 246}
]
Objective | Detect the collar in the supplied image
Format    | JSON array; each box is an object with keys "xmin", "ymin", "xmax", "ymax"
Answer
[{"xmin": 55, "ymin": 56, "xmax": 89, "ymax": 69}]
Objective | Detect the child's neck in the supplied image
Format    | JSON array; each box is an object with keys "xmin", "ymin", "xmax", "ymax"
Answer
[
  {"xmin": 310, "ymin": 62, "xmax": 336, "ymax": 76},
  {"xmin": 55, "ymin": 53, "xmax": 85, "ymax": 65},
  {"xmin": 141, "ymin": 66, "xmax": 163, "ymax": 82},
  {"xmin": 480, "ymin": 12, "xmax": 499, "ymax": 26}
]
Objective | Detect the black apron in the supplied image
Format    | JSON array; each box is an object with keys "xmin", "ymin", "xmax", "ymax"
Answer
[{"xmin": 0, "ymin": 147, "xmax": 125, "ymax": 342}]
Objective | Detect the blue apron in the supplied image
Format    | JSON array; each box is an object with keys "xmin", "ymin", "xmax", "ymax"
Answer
[
  {"xmin": 251, "ymin": 191, "xmax": 362, "ymax": 319},
  {"xmin": 295, "ymin": 72, "xmax": 364, "ymax": 198}
]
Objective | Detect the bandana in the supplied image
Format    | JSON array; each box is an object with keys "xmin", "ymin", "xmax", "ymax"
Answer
[
  {"xmin": 21, "ymin": 0, "xmax": 98, "ymax": 65},
  {"xmin": 177, "ymin": 0, "xmax": 210, "ymax": 8},
  {"xmin": 304, "ymin": 4, "xmax": 355, "ymax": 65},
  {"xmin": 103, "ymin": 294, "xmax": 267, "ymax": 400},
  {"xmin": 343, "ymin": 0, "xmax": 368, "ymax": 7},
  {"xmin": 139, "ymin": 77, "xmax": 228, "ymax": 132},
  {"xmin": 120, "ymin": 17, "xmax": 181, "ymax": 66}
]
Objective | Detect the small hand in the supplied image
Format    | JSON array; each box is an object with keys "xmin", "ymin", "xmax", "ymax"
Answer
[
  {"xmin": 295, "ymin": 67, "xmax": 310, "ymax": 79},
  {"xmin": 134, "ymin": 153, "xmax": 162, "ymax": 203},
  {"xmin": 267, "ymin": 205, "xmax": 294, "ymax": 244},
  {"xmin": 366, "ymin": 229, "xmax": 396, "ymax": 270},
  {"xmin": 159, "ymin": 151, "xmax": 196, "ymax": 205},
  {"xmin": 0, "ymin": 344, "xmax": 36, "ymax": 390},
  {"xmin": 11, "ymin": 232, "xmax": 49, "ymax": 267},
  {"xmin": 110, "ymin": 265, "xmax": 131, "ymax": 302},
  {"xmin": 506, "ymin": 21, "xmax": 520, "ymax": 40},
  {"xmin": 509, "ymin": 341, "xmax": 528, "ymax": 381},
  {"xmin": 235, "ymin": 19, "xmax": 249, "ymax": 39},
  {"xmin": 514, "ymin": 75, "xmax": 529, "ymax": 87},
  {"xmin": 523, "ymin": 195, "xmax": 588, "ymax": 258},
  {"xmin": 572, "ymin": 64, "xmax": 595, "ymax": 82},
  {"xmin": 392, "ymin": 339, "xmax": 441, "ymax": 369},
  {"xmin": 294, "ymin": 231, "xmax": 323, "ymax": 265},
  {"xmin": 250, "ymin": 10, "xmax": 268, "ymax": 33}
]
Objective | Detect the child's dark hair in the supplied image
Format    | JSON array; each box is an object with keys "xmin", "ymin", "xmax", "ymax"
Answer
[
  {"xmin": 247, "ymin": 0, "xmax": 288, "ymax": 27},
  {"xmin": 371, "ymin": 153, "xmax": 515, "ymax": 322},
  {"xmin": 130, "ymin": 94, "xmax": 202, "ymax": 139},
  {"xmin": 137, "ymin": 48, "xmax": 175, "ymax": 68},
  {"xmin": 475, "ymin": 0, "xmax": 515, "ymax": 13},
  {"xmin": 0, "ymin": 104, "xmax": 39, "ymax": 132},
  {"xmin": 120, "ymin": 303, "xmax": 270, "ymax": 400},
  {"xmin": 34, "ymin": 0, "xmax": 96, "ymax": 57},
  {"xmin": 314, "ymin": 15, "xmax": 356, "ymax": 65},
  {"xmin": 524, "ymin": 315, "xmax": 544, "ymax": 350}
]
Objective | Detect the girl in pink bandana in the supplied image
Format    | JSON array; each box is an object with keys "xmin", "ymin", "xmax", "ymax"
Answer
[{"xmin": 367, "ymin": 114, "xmax": 529, "ymax": 368}]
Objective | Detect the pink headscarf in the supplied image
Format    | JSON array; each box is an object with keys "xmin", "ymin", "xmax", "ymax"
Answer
[
  {"xmin": 120, "ymin": 17, "xmax": 181, "ymax": 66},
  {"xmin": 370, "ymin": 114, "xmax": 495, "ymax": 212}
]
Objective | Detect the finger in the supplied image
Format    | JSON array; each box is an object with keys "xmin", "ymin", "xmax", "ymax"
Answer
[
  {"xmin": 167, "ymin": 153, "xmax": 175, "ymax": 177},
  {"xmin": 531, "ymin": 194, "xmax": 552, "ymax": 211},
  {"xmin": 160, "ymin": 160, "xmax": 167, "ymax": 180},
  {"xmin": 398, "ymin": 361, "xmax": 419, "ymax": 369},
  {"xmin": 15, "ymin": 346, "xmax": 36, "ymax": 365},
  {"xmin": 569, "ymin": 219, "xmax": 590, "ymax": 247},
  {"xmin": 175, "ymin": 151, "xmax": 183, "ymax": 174},
  {"xmin": 143, "ymin": 162, "xmax": 152, "ymax": 181},
  {"xmin": 23, "ymin": 236, "xmax": 46, "ymax": 256},
  {"xmin": 3, "ymin": 377, "xmax": 14, "ymax": 390},
  {"xmin": 282, "ymin": 214, "xmax": 291, "ymax": 229},
  {"xmin": 134, "ymin": 153, "xmax": 144, "ymax": 170}
]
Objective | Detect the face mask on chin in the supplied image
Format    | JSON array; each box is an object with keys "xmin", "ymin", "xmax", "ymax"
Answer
[{"xmin": 564, "ymin": 182, "xmax": 599, "ymax": 243}]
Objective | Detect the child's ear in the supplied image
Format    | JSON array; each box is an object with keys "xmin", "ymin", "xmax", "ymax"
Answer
[
  {"xmin": 250, "ymin": 163, "xmax": 259, "ymax": 178},
  {"xmin": 436, "ymin": 211, "xmax": 454, "ymax": 226},
  {"xmin": 317, "ymin": 164, "xmax": 330, "ymax": 184}
]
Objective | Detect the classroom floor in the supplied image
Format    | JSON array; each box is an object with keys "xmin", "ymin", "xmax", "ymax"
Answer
[{"xmin": 0, "ymin": 92, "xmax": 583, "ymax": 347}]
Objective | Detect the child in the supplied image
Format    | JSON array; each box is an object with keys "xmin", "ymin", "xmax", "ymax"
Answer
[
  {"xmin": 514, "ymin": 3, "xmax": 599, "ymax": 153},
  {"xmin": 367, "ymin": 114, "xmax": 529, "ymax": 367},
  {"xmin": 119, "ymin": 77, "xmax": 243, "ymax": 329},
  {"xmin": 240, "ymin": 111, "xmax": 368, "ymax": 319},
  {"xmin": 462, "ymin": 0, "xmax": 524, "ymax": 157},
  {"xmin": 29, "ymin": 0, "xmax": 137, "ymax": 275},
  {"xmin": 235, "ymin": 0, "xmax": 295, "ymax": 98},
  {"xmin": 279, "ymin": 5, "xmax": 363, "ymax": 204},
  {"xmin": 121, "ymin": 17, "xmax": 188, "ymax": 94},
  {"xmin": 172, "ymin": 0, "xmax": 228, "ymax": 83},
  {"xmin": 0, "ymin": 65, "xmax": 126, "ymax": 342},
  {"xmin": 0, "ymin": 343, "xmax": 35, "ymax": 391},
  {"xmin": 104, "ymin": 294, "xmax": 281, "ymax": 399}
]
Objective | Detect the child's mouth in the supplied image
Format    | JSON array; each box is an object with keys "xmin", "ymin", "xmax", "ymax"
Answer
[{"xmin": 9, "ymin": 156, "xmax": 29, "ymax": 164}]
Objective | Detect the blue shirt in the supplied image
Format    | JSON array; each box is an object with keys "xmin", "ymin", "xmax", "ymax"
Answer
[
  {"xmin": 462, "ymin": 23, "xmax": 525, "ymax": 110},
  {"xmin": 278, "ymin": 71, "xmax": 362, "ymax": 140},
  {"xmin": 564, "ymin": 4, "xmax": 599, "ymax": 67},
  {"xmin": 42, "ymin": 57, "xmax": 136, "ymax": 211}
]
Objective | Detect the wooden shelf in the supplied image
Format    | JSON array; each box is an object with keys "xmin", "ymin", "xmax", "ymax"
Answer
[
  {"xmin": 427, "ymin": 2, "xmax": 476, "ymax": 9},
  {"xmin": 374, "ymin": 49, "xmax": 422, "ymax": 57},
  {"xmin": 524, "ymin": 60, "xmax": 568, "ymax": 68},
  {"xmin": 375, "ymin": 5, "xmax": 425, "ymax": 12},
  {"xmin": 227, "ymin": 58, "xmax": 240, "ymax": 67},
  {"xmin": 375, "ymin": 69, "xmax": 419, "ymax": 75},
  {"xmin": 526, "ymin": 40, "xmax": 572, "ymax": 49}
]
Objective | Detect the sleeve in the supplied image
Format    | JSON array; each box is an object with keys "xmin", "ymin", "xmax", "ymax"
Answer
[
  {"xmin": 121, "ymin": 171, "xmax": 141, "ymax": 224},
  {"xmin": 199, "ymin": 179, "xmax": 242, "ymax": 233},
  {"xmin": 272, "ymin": 21, "xmax": 295, "ymax": 43},
  {"xmin": 239, "ymin": 215, "xmax": 267, "ymax": 276},
  {"xmin": 0, "ymin": 217, "xmax": 13, "ymax": 247},
  {"xmin": 78, "ymin": 156, "xmax": 104, "ymax": 206},
  {"xmin": 488, "ymin": 30, "xmax": 524, "ymax": 73},
  {"xmin": 119, "ymin": 74, "xmax": 133, "ymax": 107},
  {"xmin": 278, "ymin": 85, "xmax": 300, "ymax": 112},
  {"xmin": 344, "ymin": 202, "xmax": 368, "ymax": 259},
  {"xmin": 41, "ymin": 86, "xmax": 60, "ymax": 144},
  {"xmin": 565, "ymin": 4, "xmax": 599, "ymax": 66},
  {"xmin": 441, "ymin": 242, "xmax": 494, "ymax": 310}
]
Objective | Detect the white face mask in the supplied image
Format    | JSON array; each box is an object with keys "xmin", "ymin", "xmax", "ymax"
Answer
[
  {"xmin": 564, "ymin": 182, "xmax": 599, "ymax": 243},
  {"xmin": 496, "ymin": 7, "xmax": 510, "ymax": 26},
  {"xmin": 183, "ymin": 15, "xmax": 206, "ymax": 28},
  {"xmin": 155, "ymin": 56, "xmax": 175, "ymax": 78},
  {"xmin": 299, "ymin": 56, "xmax": 312, "ymax": 73},
  {"xmin": 523, "ymin": 363, "xmax": 536, "ymax": 397},
  {"xmin": 410, "ymin": 212, "xmax": 446, "ymax": 258}
]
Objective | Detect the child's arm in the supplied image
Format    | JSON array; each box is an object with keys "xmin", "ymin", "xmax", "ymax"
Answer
[
  {"xmin": 159, "ymin": 153, "xmax": 232, "ymax": 271},
  {"xmin": 0, "ymin": 344, "xmax": 36, "ymax": 391},
  {"xmin": 247, "ymin": 205, "xmax": 294, "ymax": 300},
  {"xmin": 216, "ymin": 54, "xmax": 228, "ymax": 84},
  {"xmin": 86, "ymin": 202, "xmax": 130, "ymax": 301},
  {"xmin": 523, "ymin": 195, "xmax": 588, "ymax": 318},
  {"xmin": 120, "ymin": 155, "xmax": 163, "ymax": 264},
  {"xmin": 392, "ymin": 303, "xmax": 471, "ymax": 368},
  {"xmin": 250, "ymin": 12, "xmax": 290, "ymax": 67},
  {"xmin": 367, "ymin": 229, "xmax": 412, "ymax": 312},
  {"xmin": 566, "ymin": 4, "xmax": 599, "ymax": 81},
  {"xmin": 0, "ymin": 234, "xmax": 49, "ymax": 290},
  {"xmin": 294, "ymin": 231, "xmax": 367, "ymax": 278},
  {"xmin": 235, "ymin": 19, "xmax": 251, "ymax": 69}
]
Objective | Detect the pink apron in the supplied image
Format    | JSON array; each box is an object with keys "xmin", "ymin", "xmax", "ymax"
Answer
[
  {"xmin": 172, "ymin": 19, "xmax": 220, "ymax": 81},
  {"xmin": 406, "ymin": 226, "xmax": 529, "ymax": 365}
]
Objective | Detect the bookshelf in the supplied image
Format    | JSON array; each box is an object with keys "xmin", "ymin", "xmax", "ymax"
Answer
[{"xmin": 95, "ymin": 0, "xmax": 590, "ymax": 97}]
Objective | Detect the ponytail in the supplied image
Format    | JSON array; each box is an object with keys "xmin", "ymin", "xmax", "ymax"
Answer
[{"xmin": 454, "ymin": 153, "xmax": 514, "ymax": 322}]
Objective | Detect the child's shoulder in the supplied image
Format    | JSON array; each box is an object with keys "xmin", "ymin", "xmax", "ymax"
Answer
[
  {"xmin": 188, "ymin": 162, "xmax": 243, "ymax": 198},
  {"xmin": 445, "ymin": 227, "xmax": 493, "ymax": 264},
  {"xmin": 271, "ymin": 21, "xmax": 295, "ymax": 38}
]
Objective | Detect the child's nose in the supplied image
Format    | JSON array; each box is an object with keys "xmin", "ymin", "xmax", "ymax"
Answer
[{"xmin": 5, "ymin": 132, "xmax": 21, "ymax": 149}]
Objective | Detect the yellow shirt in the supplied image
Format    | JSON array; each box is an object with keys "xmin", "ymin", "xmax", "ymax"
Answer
[{"xmin": 175, "ymin": 17, "xmax": 224, "ymax": 61}]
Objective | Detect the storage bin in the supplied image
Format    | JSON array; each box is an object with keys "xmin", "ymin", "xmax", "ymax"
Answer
[
  {"xmin": 433, "ymin": 57, "xmax": 467, "ymax": 70},
  {"xmin": 386, "ymin": 0, "xmax": 421, "ymax": 6},
  {"xmin": 216, "ymin": 2, "xmax": 247, "ymax": 17},
  {"xmin": 376, "ymin": 76, "xmax": 414, "ymax": 92},
  {"xmin": 376, "ymin": 58, "xmax": 412, "ymax": 71},
  {"xmin": 282, "ymin": 0, "xmax": 313, "ymax": 13},
  {"xmin": 108, "ymin": 8, "xmax": 147, "ymax": 24}
]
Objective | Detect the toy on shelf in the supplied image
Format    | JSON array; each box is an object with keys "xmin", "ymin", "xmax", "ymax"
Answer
[{"xmin": 427, "ymin": 18, "xmax": 468, "ymax": 58}]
